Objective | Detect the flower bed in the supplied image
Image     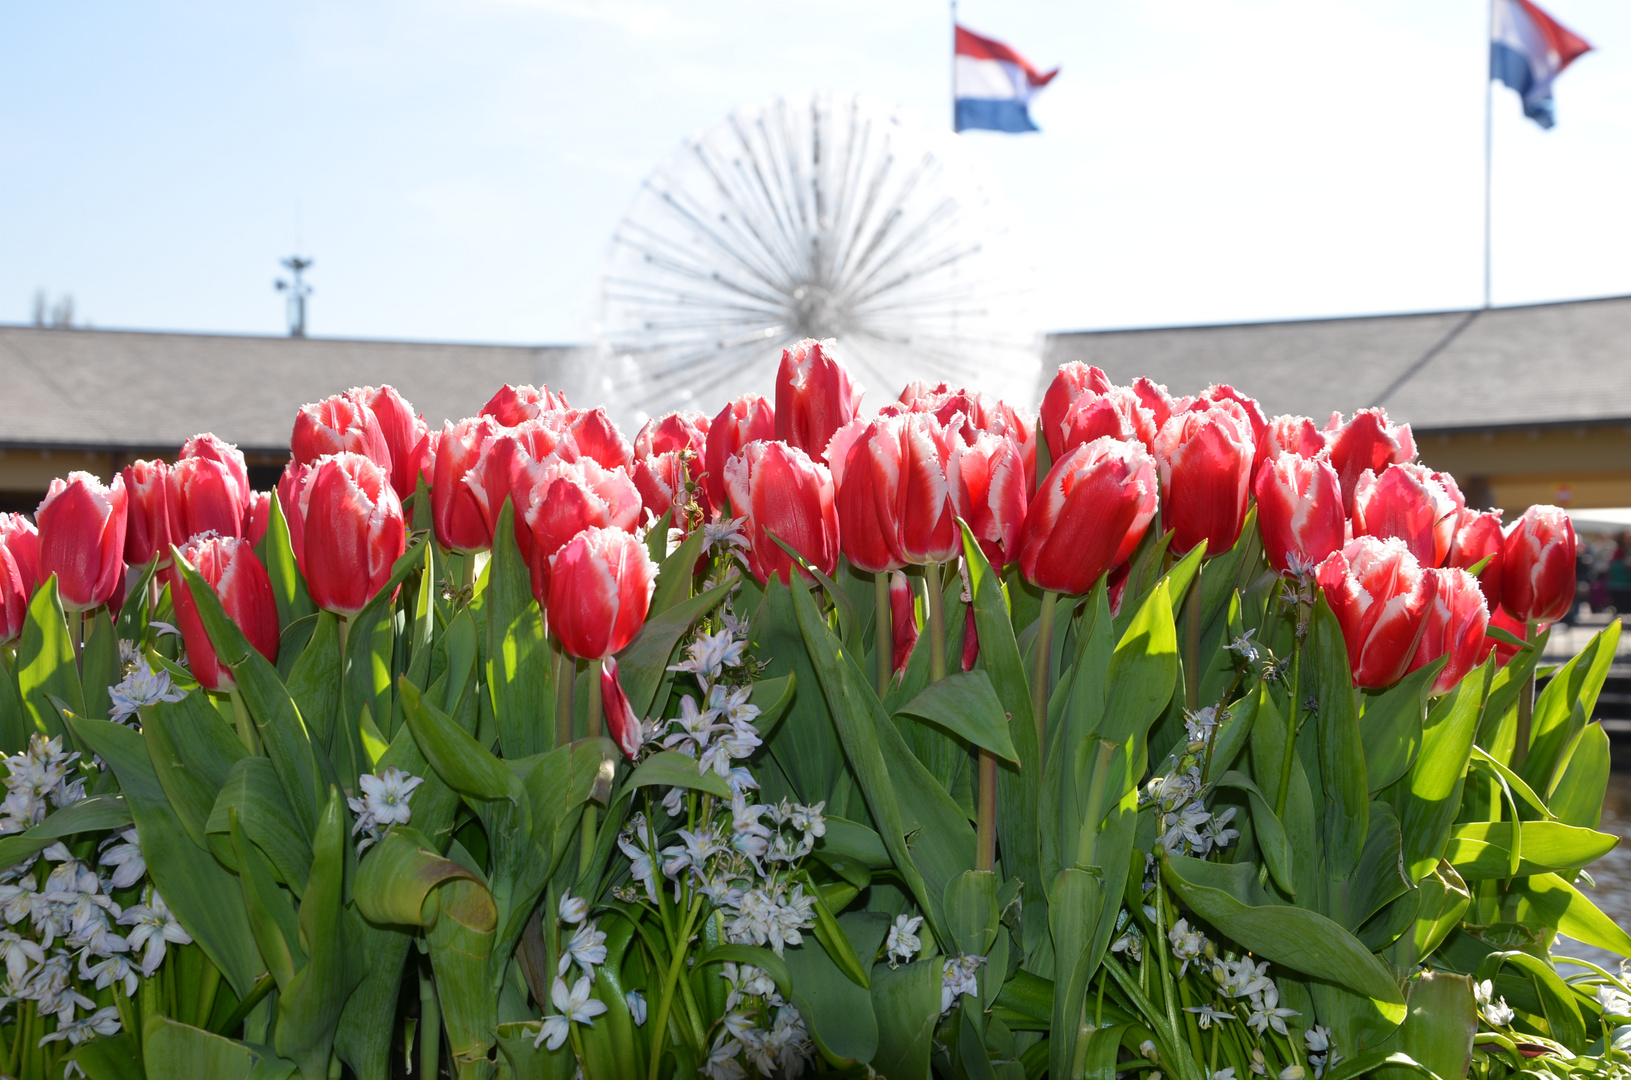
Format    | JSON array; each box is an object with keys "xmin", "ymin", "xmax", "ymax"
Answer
[{"xmin": 0, "ymin": 341, "xmax": 1625, "ymax": 1080}]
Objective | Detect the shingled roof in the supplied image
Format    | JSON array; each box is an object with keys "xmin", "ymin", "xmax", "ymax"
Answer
[
  {"xmin": 1042, "ymin": 293, "xmax": 1631, "ymax": 433},
  {"xmin": 0, "ymin": 326, "xmax": 587, "ymax": 455},
  {"xmin": 2, "ymin": 293, "xmax": 1627, "ymax": 458}
]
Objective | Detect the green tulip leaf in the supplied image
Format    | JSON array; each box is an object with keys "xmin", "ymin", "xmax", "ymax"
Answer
[
  {"xmin": 1311, "ymin": 597, "xmax": 1369, "ymax": 879},
  {"xmin": 694, "ymin": 945, "xmax": 793, "ymax": 1000},
  {"xmin": 1523, "ymin": 620, "xmax": 1619, "ymax": 793},
  {"xmin": 623, "ymin": 749, "xmax": 730, "ymax": 798},
  {"xmin": 486, "ymin": 500, "xmax": 554, "ymax": 759},
  {"xmin": 0, "ymin": 791, "xmax": 130, "ymax": 870},
  {"xmin": 206, "ymin": 757, "xmax": 314, "ymax": 897},
  {"xmin": 1516, "ymin": 872, "xmax": 1631, "ymax": 956},
  {"xmin": 1474, "ymin": 950, "xmax": 1587, "ymax": 1051},
  {"xmin": 782, "ymin": 913, "xmax": 889, "ymax": 1063},
  {"xmin": 1443, "ymin": 819, "xmax": 1618, "ymax": 880},
  {"xmin": 1547, "ymin": 721, "xmax": 1612, "ymax": 829},
  {"xmin": 143, "ymin": 1014, "xmax": 297, "ymax": 1080},
  {"xmin": 1213, "ymin": 770, "xmax": 1296, "ymax": 896},
  {"xmin": 614, "ymin": 581, "xmax": 730, "ymax": 722},
  {"xmin": 143, "ymin": 690, "xmax": 249, "ymax": 850},
  {"xmin": 894, "ymin": 669, "xmax": 1020, "ymax": 764},
  {"xmin": 1360, "ymin": 659, "xmax": 1441, "ymax": 794},
  {"xmin": 870, "ymin": 957, "xmax": 943, "ymax": 1080},
  {"xmin": 17, "ymin": 576, "xmax": 83, "ymax": 743},
  {"xmin": 1399, "ymin": 663, "xmax": 1488, "ymax": 882},
  {"xmin": 649, "ymin": 524, "xmax": 705, "ymax": 618}
]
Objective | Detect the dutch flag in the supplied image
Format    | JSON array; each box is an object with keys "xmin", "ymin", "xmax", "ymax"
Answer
[
  {"xmin": 954, "ymin": 25, "xmax": 1059, "ymax": 134},
  {"xmin": 1491, "ymin": 0, "xmax": 1591, "ymax": 129}
]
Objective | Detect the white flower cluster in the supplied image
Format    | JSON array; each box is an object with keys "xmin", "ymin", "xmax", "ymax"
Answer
[
  {"xmin": 347, "ymin": 767, "xmax": 424, "ymax": 854},
  {"xmin": 940, "ymin": 954, "xmax": 986, "ymax": 1015},
  {"xmin": 1475, "ymin": 978, "xmax": 1515, "ymax": 1028},
  {"xmin": 0, "ymin": 829, "xmax": 188, "ymax": 1050},
  {"xmin": 1141, "ymin": 721, "xmax": 1239, "ymax": 861},
  {"xmin": 107, "ymin": 659, "xmax": 186, "ymax": 727},
  {"xmin": 1304, "ymin": 1023, "xmax": 1339, "ymax": 1078},
  {"xmin": 703, "ymin": 962, "xmax": 813, "ymax": 1080},
  {"xmin": 886, "ymin": 914, "xmax": 923, "ymax": 968},
  {"xmin": 1, "ymin": 735, "xmax": 88, "ymax": 835}
]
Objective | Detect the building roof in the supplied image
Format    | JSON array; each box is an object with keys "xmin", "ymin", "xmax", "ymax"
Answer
[
  {"xmin": 0, "ymin": 326, "xmax": 586, "ymax": 455},
  {"xmin": 1043, "ymin": 293, "xmax": 1631, "ymax": 433},
  {"xmin": 2, "ymin": 292, "xmax": 1626, "ymax": 458}
]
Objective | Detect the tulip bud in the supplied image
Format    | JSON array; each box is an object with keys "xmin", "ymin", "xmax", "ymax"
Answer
[
  {"xmin": 548, "ymin": 526, "xmax": 657, "ymax": 660},
  {"xmin": 705, "ymin": 394, "xmax": 775, "ymax": 515},
  {"xmin": 1255, "ymin": 453, "xmax": 1344, "ymax": 575},
  {"xmin": 1447, "ymin": 509, "xmax": 1504, "ymax": 609},
  {"xmin": 1409, "ymin": 567, "xmax": 1489, "ymax": 696},
  {"xmin": 947, "ymin": 426, "xmax": 1028, "ymax": 567},
  {"xmin": 479, "ymin": 383, "xmax": 570, "ymax": 427},
  {"xmin": 430, "ymin": 416, "xmax": 503, "ymax": 553},
  {"xmin": 828, "ymin": 419, "xmax": 903, "ymax": 574},
  {"xmin": 357, "ymin": 385, "xmax": 431, "ymax": 501},
  {"xmin": 1260, "ymin": 415, "xmax": 1327, "ymax": 463},
  {"xmin": 634, "ymin": 411, "xmax": 710, "ymax": 459},
  {"xmin": 1316, "ymin": 537, "xmax": 1438, "ymax": 689},
  {"xmin": 122, "ymin": 459, "xmax": 176, "ymax": 567},
  {"xmin": 562, "ymin": 408, "xmax": 633, "ymax": 473},
  {"xmin": 291, "ymin": 391, "xmax": 392, "ymax": 471},
  {"xmin": 517, "ymin": 458, "xmax": 642, "ymax": 603},
  {"xmin": 774, "ymin": 338, "xmax": 862, "ymax": 463},
  {"xmin": 0, "ymin": 515, "xmax": 40, "ymax": 592},
  {"xmin": 1325, "ymin": 408, "xmax": 1416, "ymax": 514},
  {"xmin": 891, "ymin": 570, "xmax": 920, "ymax": 673},
  {"xmin": 1046, "ymin": 388, "xmax": 1154, "ymax": 467},
  {"xmin": 1018, "ymin": 437, "xmax": 1158, "ymax": 596},
  {"xmin": 1351, "ymin": 463, "xmax": 1463, "ymax": 568},
  {"xmin": 1501, "ymin": 504, "xmax": 1576, "ymax": 623},
  {"xmin": 246, "ymin": 492, "xmax": 272, "ymax": 549},
  {"xmin": 0, "ymin": 541, "xmax": 26, "ymax": 646},
  {"xmin": 167, "ymin": 534, "xmax": 279, "ymax": 692},
  {"xmin": 1039, "ymin": 362, "xmax": 1114, "ymax": 459},
  {"xmin": 38, "ymin": 472, "xmax": 128, "ymax": 612},
  {"xmin": 884, "ymin": 414, "xmax": 961, "ymax": 565},
  {"xmin": 284, "ymin": 453, "xmax": 406, "ymax": 617},
  {"xmin": 723, "ymin": 440, "xmax": 840, "ymax": 586},
  {"xmin": 1201, "ymin": 385, "xmax": 1269, "ymax": 475},
  {"xmin": 170, "ymin": 455, "xmax": 250, "ymax": 542},
  {"xmin": 1153, "ymin": 399, "xmax": 1255, "ymax": 557},
  {"xmin": 601, "ymin": 656, "xmax": 642, "ymax": 758},
  {"xmin": 180, "ymin": 432, "xmax": 252, "ymax": 504},
  {"xmin": 1132, "ymin": 377, "xmax": 1189, "ymax": 433},
  {"xmin": 633, "ymin": 452, "xmax": 697, "ymax": 533}
]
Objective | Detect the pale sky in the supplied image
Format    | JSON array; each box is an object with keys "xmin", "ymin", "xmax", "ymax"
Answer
[{"xmin": 3, "ymin": 0, "xmax": 1628, "ymax": 344}]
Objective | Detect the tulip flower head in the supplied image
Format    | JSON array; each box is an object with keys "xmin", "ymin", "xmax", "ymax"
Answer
[
  {"xmin": 880, "ymin": 413, "xmax": 962, "ymax": 565},
  {"xmin": 1054, "ymin": 386, "xmax": 1158, "ymax": 459},
  {"xmin": 774, "ymin": 339, "xmax": 862, "ymax": 463},
  {"xmin": 563, "ymin": 408, "xmax": 634, "ymax": 472},
  {"xmin": 1447, "ymin": 509, "xmax": 1505, "ymax": 610},
  {"xmin": 1501, "ymin": 504, "xmax": 1576, "ymax": 624},
  {"xmin": 170, "ymin": 454, "xmax": 250, "ymax": 543},
  {"xmin": 37, "ymin": 472, "xmax": 128, "ymax": 613},
  {"xmin": 246, "ymin": 491, "xmax": 272, "ymax": 548},
  {"xmin": 121, "ymin": 459, "xmax": 176, "ymax": 567},
  {"xmin": 634, "ymin": 452, "xmax": 700, "ymax": 533},
  {"xmin": 0, "ymin": 514, "xmax": 40, "ymax": 592},
  {"xmin": 1255, "ymin": 453, "xmax": 1345, "ymax": 576},
  {"xmin": 1131, "ymin": 377, "xmax": 1190, "ymax": 433},
  {"xmin": 946, "ymin": 424, "xmax": 1028, "ymax": 567},
  {"xmin": 1039, "ymin": 363, "xmax": 1114, "ymax": 458},
  {"xmin": 634, "ymin": 411, "xmax": 710, "ymax": 459},
  {"xmin": 828, "ymin": 419, "xmax": 905, "ymax": 575},
  {"xmin": 705, "ymin": 394, "xmax": 776, "ymax": 515},
  {"xmin": 167, "ymin": 533, "xmax": 280, "ymax": 693},
  {"xmin": 431, "ymin": 416, "xmax": 503, "ymax": 553},
  {"xmin": 1153, "ymin": 399, "xmax": 1256, "ymax": 557},
  {"xmin": 894, "ymin": 385, "xmax": 1040, "ymax": 493},
  {"xmin": 1200, "ymin": 385, "xmax": 1269, "ymax": 474},
  {"xmin": 1351, "ymin": 463, "xmax": 1463, "ymax": 569},
  {"xmin": 724, "ymin": 440, "xmax": 840, "ymax": 586},
  {"xmin": 518, "ymin": 457, "xmax": 642, "ymax": 603},
  {"xmin": 479, "ymin": 383, "xmax": 570, "ymax": 427},
  {"xmin": 1316, "ymin": 537, "xmax": 1438, "ymax": 689},
  {"xmin": 1018, "ymin": 437, "xmax": 1158, "ymax": 595},
  {"xmin": 1260, "ymin": 415, "xmax": 1328, "ymax": 465},
  {"xmin": 1410, "ymin": 567, "xmax": 1489, "ymax": 696},
  {"xmin": 180, "ymin": 433, "xmax": 252, "ymax": 508},
  {"xmin": 1325, "ymin": 408, "xmax": 1417, "ymax": 514},
  {"xmin": 547, "ymin": 526, "xmax": 657, "ymax": 661},
  {"xmin": 357, "ymin": 385, "xmax": 432, "ymax": 501},
  {"xmin": 290, "ymin": 391, "xmax": 392, "ymax": 472},
  {"xmin": 284, "ymin": 453, "xmax": 406, "ymax": 617}
]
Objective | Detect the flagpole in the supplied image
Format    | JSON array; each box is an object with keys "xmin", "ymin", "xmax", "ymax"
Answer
[
  {"xmin": 951, "ymin": 0, "xmax": 959, "ymax": 131},
  {"xmin": 1484, "ymin": 0, "xmax": 1494, "ymax": 309}
]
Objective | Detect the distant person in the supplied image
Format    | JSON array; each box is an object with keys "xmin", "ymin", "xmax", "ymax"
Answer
[{"xmin": 1608, "ymin": 532, "xmax": 1631, "ymax": 615}]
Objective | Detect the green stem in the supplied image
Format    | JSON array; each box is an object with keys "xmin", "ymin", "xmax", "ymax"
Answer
[
  {"xmin": 555, "ymin": 645, "xmax": 577, "ymax": 748},
  {"xmin": 1032, "ymin": 590, "xmax": 1058, "ymax": 767},
  {"xmin": 1513, "ymin": 618, "xmax": 1537, "ymax": 769},
  {"xmin": 925, "ymin": 562, "xmax": 947, "ymax": 682},
  {"xmin": 1273, "ymin": 640, "xmax": 1302, "ymax": 822},
  {"xmin": 976, "ymin": 749, "xmax": 997, "ymax": 873},
  {"xmin": 1184, "ymin": 562, "xmax": 1203, "ymax": 712},
  {"xmin": 875, "ymin": 571, "xmax": 892, "ymax": 698},
  {"xmin": 579, "ymin": 657, "xmax": 603, "ymax": 882},
  {"xmin": 228, "ymin": 688, "xmax": 260, "ymax": 756},
  {"xmin": 211, "ymin": 972, "xmax": 275, "ymax": 1036},
  {"xmin": 193, "ymin": 956, "xmax": 222, "ymax": 1029},
  {"xmin": 648, "ymin": 896, "xmax": 704, "ymax": 1080},
  {"xmin": 459, "ymin": 549, "xmax": 476, "ymax": 596},
  {"xmin": 420, "ymin": 967, "xmax": 442, "ymax": 1080}
]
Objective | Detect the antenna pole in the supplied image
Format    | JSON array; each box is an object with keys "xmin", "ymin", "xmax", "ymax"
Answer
[
  {"xmin": 1483, "ymin": 0, "xmax": 1494, "ymax": 310},
  {"xmin": 276, "ymin": 255, "xmax": 314, "ymax": 338}
]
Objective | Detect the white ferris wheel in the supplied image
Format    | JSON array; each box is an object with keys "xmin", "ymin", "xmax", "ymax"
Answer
[{"xmin": 595, "ymin": 92, "xmax": 1039, "ymax": 423}]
